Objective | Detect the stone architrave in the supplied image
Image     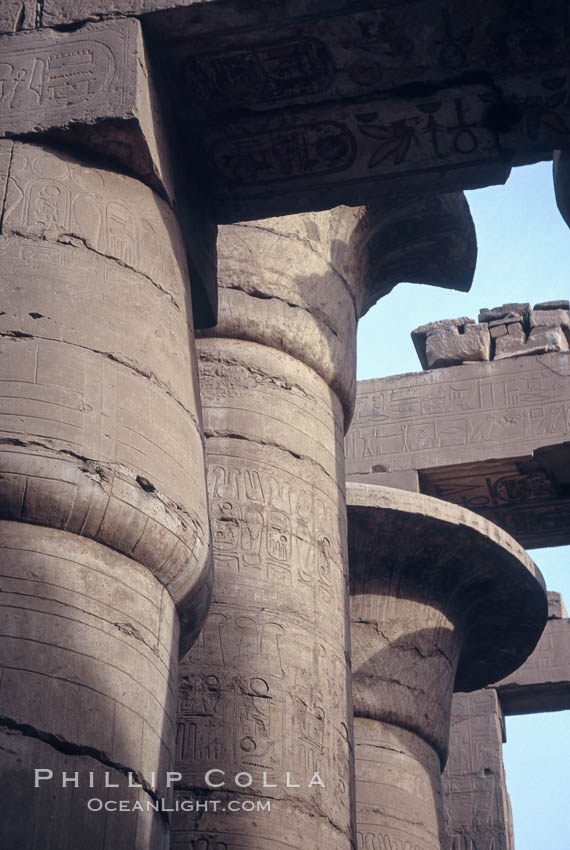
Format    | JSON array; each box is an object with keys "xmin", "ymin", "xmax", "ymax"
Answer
[
  {"xmin": 0, "ymin": 141, "xmax": 212, "ymax": 848},
  {"xmin": 0, "ymin": 19, "xmax": 218, "ymax": 327},
  {"xmin": 171, "ymin": 191, "xmax": 478, "ymax": 849},
  {"xmin": 493, "ymin": 591, "xmax": 570, "ymax": 715},
  {"xmin": 348, "ymin": 483, "xmax": 546, "ymax": 850},
  {"xmin": 442, "ymin": 592, "xmax": 570, "ymax": 850},
  {"xmin": 346, "ymin": 352, "xmax": 570, "ymax": 548},
  {"xmin": 2, "ymin": 1, "xmax": 569, "ymax": 220}
]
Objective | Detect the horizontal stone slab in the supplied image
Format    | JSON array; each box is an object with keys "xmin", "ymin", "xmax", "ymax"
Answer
[
  {"xmin": 494, "ymin": 615, "xmax": 570, "ymax": 714},
  {"xmin": 346, "ymin": 353, "xmax": 570, "ymax": 548},
  {"xmin": 4, "ymin": 3, "xmax": 570, "ymax": 221}
]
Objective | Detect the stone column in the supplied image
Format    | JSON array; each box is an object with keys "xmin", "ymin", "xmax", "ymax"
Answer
[
  {"xmin": 0, "ymin": 141, "xmax": 211, "ymax": 848},
  {"xmin": 347, "ymin": 483, "xmax": 547, "ymax": 850},
  {"xmin": 172, "ymin": 193, "xmax": 478, "ymax": 850},
  {"xmin": 173, "ymin": 212, "xmax": 358, "ymax": 850},
  {"xmin": 442, "ymin": 690, "xmax": 514, "ymax": 850}
]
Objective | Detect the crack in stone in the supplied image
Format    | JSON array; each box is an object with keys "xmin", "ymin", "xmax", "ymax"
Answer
[
  {"xmin": 0, "ymin": 436, "xmax": 202, "ymax": 535},
  {"xmin": 231, "ymin": 222, "xmax": 358, "ymax": 319},
  {"xmin": 223, "ymin": 282, "xmax": 342, "ymax": 339},
  {"xmin": 4, "ymin": 226, "xmax": 182, "ymax": 312},
  {"xmin": 0, "ymin": 332, "xmax": 200, "ymax": 431},
  {"xmin": 0, "ymin": 716, "xmax": 169, "ymax": 824}
]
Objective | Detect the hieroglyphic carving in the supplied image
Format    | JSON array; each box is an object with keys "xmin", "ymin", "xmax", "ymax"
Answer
[
  {"xmin": 347, "ymin": 355, "xmax": 570, "ymax": 472},
  {"xmin": 183, "ymin": 38, "xmax": 335, "ymax": 106},
  {"xmin": 0, "ymin": 20, "xmax": 136, "ymax": 129},
  {"xmin": 442, "ymin": 691, "xmax": 513, "ymax": 850},
  {"xmin": 347, "ymin": 354, "xmax": 570, "ymax": 546},
  {"xmin": 204, "ymin": 460, "xmax": 343, "ymax": 628}
]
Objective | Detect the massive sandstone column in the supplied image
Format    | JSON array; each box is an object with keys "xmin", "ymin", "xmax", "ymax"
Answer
[
  {"xmin": 0, "ymin": 141, "xmax": 211, "ymax": 848},
  {"xmin": 172, "ymin": 194, "xmax": 478, "ymax": 849},
  {"xmin": 347, "ymin": 483, "xmax": 547, "ymax": 850}
]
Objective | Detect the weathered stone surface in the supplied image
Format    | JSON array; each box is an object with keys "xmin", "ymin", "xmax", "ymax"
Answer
[
  {"xmin": 553, "ymin": 148, "xmax": 570, "ymax": 229},
  {"xmin": 442, "ymin": 690, "xmax": 514, "ymax": 850},
  {"xmin": 493, "ymin": 594, "xmax": 570, "ymax": 715},
  {"xmin": 0, "ymin": 141, "xmax": 211, "ymax": 640},
  {"xmin": 424, "ymin": 323, "xmax": 491, "ymax": 370},
  {"xmin": 0, "ymin": 19, "xmax": 174, "ymax": 199},
  {"xmin": 351, "ymin": 192, "xmax": 477, "ymax": 315},
  {"xmin": 443, "ymin": 592, "xmax": 569, "ymax": 850},
  {"xmin": 535, "ymin": 299, "xmax": 570, "ymax": 311},
  {"xmin": 0, "ymin": 726, "xmax": 170, "ymax": 849},
  {"xmin": 0, "ymin": 141, "xmax": 212, "ymax": 849},
  {"xmin": 347, "ymin": 469, "xmax": 420, "ymax": 492},
  {"xmin": 0, "ymin": 18, "xmax": 218, "ymax": 327},
  {"xmin": 0, "ymin": 1, "xmax": 37, "ymax": 32},
  {"xmin": 346, "ymin": 352, "xmax": 570, "ymax": 548},
  {"xmin": 529, "ymin": 308, "xmax": 570, "ymax": 328},
  {"xmin": 171, "ymin": 196, "xmax": 477, "ymax": 848},
  {"xmin": 479, "ymin": 303, "xmax": 530, "ymax": 323},
  {"xmin": 173, "ymin": 211, "xmax": 359, "ymax": 850},
  {"xmin": 412, "ymin": 317, "xmax": 474, "ymax": 368},
  {"xmin": 3, "ymin": 2, "xmax": 568, "ymax": 221},
  {"xmin": 546, "ymin": 589, "xmax": 568, "ymax": 619},
  {"xmin": 348, "ymin": 483, "xmax": 546, "ymax": 850},
  {"xmin": 524, "ymin": 324, "xmax": 569, "ymax": 355}
]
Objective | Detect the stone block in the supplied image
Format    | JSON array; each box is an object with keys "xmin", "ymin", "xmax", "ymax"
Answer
[
  {"xmin": 0, "ymin": 19, "xmax": 174, "ymax": 198},
  {"xmin": 526, "ymin": 325, "xmax": 569, "ymax": 354},
  {"xmin": 529, "ymin": 308, "xmax": 570, "ymax": 328},
  {"xmin": 16, "ymin": 1, "xmax": 570, "ymax": 221},
  {"xmin": 0, "ymin": 18, "xmax": 218, "ymax": 327},
  {"xmin": 490, "ymin": 323, "xmax": 508, "ymax": 339},
  {"xmin": 411, "ymin": 317, "xmax": 474, "ymax": 369},
  {"xmin": 534, "ymin": 299, "xmax": 570, "ymax": 311},
  {"xmin": 493, "ymin": 615, "xmax": 570, "ymax": 714},
  {"xmin": 547, "ymin": 590, "xmax": 568, "ymax": 620},
  {"xmin": 479, "ymin": 303, "xmax": 530, "ymax": 323},
  {"xmin": 493, "ymin": 324, "xmax": 529, "ymax": 360},
  {"xmin": 346, "ymin": 351, "xmax": 570, "ymax": 548},
  {"xmin": 489, "ymin": 317, "xmax": 524, "ymax": 342},
  {"xmin": 425, "ymin": 322, "xmax": 491, "ymax": 370},
  {"xmin": 443, "ymin": 690, "xmax": 514, "ymax": 850}
]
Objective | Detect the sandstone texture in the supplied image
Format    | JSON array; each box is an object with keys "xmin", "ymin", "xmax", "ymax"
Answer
[
  {"xmin": 172, "ymin": 212, "xmax": 359, "ymax": 850},
  {"xmin": 347, "ymin": 351, "xmax": 570, "ymax": 549},
  {"xmin": 0, "ymin": 19, "xmax": 218, "ymax": 328},
  {"xmin": 443, "ymin": 690, "xmax": 514, "ymax": 850},
  {"xmin": 348, "ymin": 483, "xmax": 546, "ymax": 850},
  {"xmin": 0, "ymin": 141, "xmax": 211, "ymax": 848},
  {"xmin": 2, "ymin": 2, "xmax": 568, "ymax": 219},
  {"xmin": 443, "ymin": 591, "xmax": 570, "ymax": 849}
]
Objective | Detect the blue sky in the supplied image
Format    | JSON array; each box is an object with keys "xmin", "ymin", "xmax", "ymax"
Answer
[{"xmin": 356, "ymin": 161, "xmax": 569, "ymax": 848}]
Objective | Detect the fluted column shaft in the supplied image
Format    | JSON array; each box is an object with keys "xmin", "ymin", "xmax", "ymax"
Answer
[{"xmin": 0, "ymin": 141, "xmax": 211, "ymax": 848}]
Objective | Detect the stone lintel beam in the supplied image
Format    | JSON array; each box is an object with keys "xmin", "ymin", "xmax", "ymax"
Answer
[
  {"xmin": 492, "ymin": 591, "xmax": 570, "ymax": 715},
  {"xmin": 0, "ymin": 19, "xmax": 218, "ymax": 327},
  {"xmin": 346, "ymin": 353, "xmax": 570, "ymax": 549},
  {"xmin": 5, "ymin": 2, "xmax": 570, "ymax": 220},
  {"xmin": 348, "ymin": 483, "xmax": 545, "ymax": 850}
]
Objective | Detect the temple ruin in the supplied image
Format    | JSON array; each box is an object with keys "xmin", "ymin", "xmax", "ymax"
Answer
[{"xmin": 0, "ymin": 3, "xmax": 568, "ymax": 849}]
